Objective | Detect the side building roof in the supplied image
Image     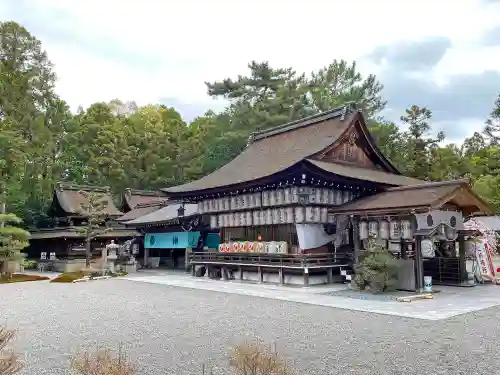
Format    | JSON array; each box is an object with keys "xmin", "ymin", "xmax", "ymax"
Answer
[
  {"xmin": 48, "ymin": 182, "xmax": 123, "ymax": 217},
  {"xmin": 120, "ymin": 188, "xmax": 167, "ymax": 212}
]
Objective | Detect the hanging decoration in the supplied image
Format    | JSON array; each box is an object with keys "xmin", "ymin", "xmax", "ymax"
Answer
[
  {"xmin": 400, "ymin": 220, "xmax": 413, "ymax": 240},
  {"xmin": 359, "ymin": 221, "xmax": 369, "ymax": 240},
  {"xmin": 379, "ymin": 219, "xmax": 389, "ymax": 240}
]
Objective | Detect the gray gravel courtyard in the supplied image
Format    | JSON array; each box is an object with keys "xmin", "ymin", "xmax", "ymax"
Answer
[{"xmin": 2, "ymin": 278, "xmax": 500, "ymax": 375}]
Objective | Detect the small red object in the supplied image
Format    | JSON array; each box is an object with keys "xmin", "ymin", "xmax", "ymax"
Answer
[{"xmin": 496, "ymin": 267, "xmax": 500, "ymax": 273}]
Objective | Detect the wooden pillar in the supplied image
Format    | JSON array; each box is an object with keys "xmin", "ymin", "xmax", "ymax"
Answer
[
  {"xmin": 258, "ymin": 266, "xmax": 263, "ymax": 283},
  {"xmin": 191, "ymin": 264, "xmax": 196, "ymax": 276},
  {"xmin": 303, "ymin": 267, "xmax": 309, "ymax": 287},
  {"xmin": 327, "ymin": 267, "xmax": 333, "ymax": 284},
  {"xmin": 350, "ymin": 216, "xmax": 361, "ymax": 265},
  {"xmin": 143, "ymin": 247, "xmax": 149, "ymax": 269},
  {"xmin": 239, "ymin": 266, "xmax": 244, "ymax": 281},
  {"xmin": 279, "ymin": 267, "xmax": 284, "ymax": 285},
  {"xmin": 414, "ymin": 235, "xmax": 423, "ymax": 292},
  {"xmin": 458, "ymin": 233, "xmax": 466, "ymax": 283}
]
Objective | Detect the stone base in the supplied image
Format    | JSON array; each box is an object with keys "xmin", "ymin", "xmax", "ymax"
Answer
[
  {"xmin": 53, "ymin": 259, "xmax": 102, "ymax": 273},
  {"xmin": 123, "ymin": 263, "xmax": 138, "ymax": 273},
  {"xmin": 240, "ymin": 271, "xmax": 327, "ymax": 285}
]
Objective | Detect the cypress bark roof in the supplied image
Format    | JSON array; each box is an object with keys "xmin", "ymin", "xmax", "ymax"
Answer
[
  {"xmin": 50, "ymin": 182, "xmax": 122, "ymax": 217},
  {"xmin": 163, "ymin": 103, "xmax": 411, "ymax": 195},
  {"xmin": 329, "ymin": 180, "xmax": 492, "ymax": 216},
  {"xmin": 121, "ymin": 188, "xmax": 167, "ymax": 212}
]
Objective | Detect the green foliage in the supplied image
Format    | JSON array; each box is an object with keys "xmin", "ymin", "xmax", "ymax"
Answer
[
  {"xmin": 353, "ymin": 236, "xmax": 400, "ymax": 294},
  {"xmin": 21, "ymin": 259, "xmax": 37, "ymax": 269},
  {"xmin": 50, "ymin": 271, "xmax": 85, "ymax": 283},
  {"xmin": 0, "ymin": 213, "xmax": 30, "ymax": 277},
  {"xmin": 76, "ymin": 191, "xmax": 111, "ymax": 268},
  {"xmin": 0, "ymin": 273, "xmax": 49, "ymax": 283},
  {"xmin": 0, "ymin": 19, "xmax": 500, "ymax": 230}
]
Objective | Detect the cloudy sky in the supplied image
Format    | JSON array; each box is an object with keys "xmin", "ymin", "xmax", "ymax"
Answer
[{"xmin": 2, "ymin": 0, "xmax": 500, "ymax": 142}]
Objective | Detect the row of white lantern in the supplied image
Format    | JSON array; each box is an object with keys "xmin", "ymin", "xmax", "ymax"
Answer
[
  {"xmin": 199, "ymin": 188, "xmax": 355, "ymax": 214},
  {"xmin": 209, "ymin": 207, "xmax": 336, "ymax": 228},
  {"xmin": 359, "ymin": 220, "xmax": 413, "ymax": 240},
  {"xmin": 359, "ymin": 220, "xmax": 459, "ymax": 241}
]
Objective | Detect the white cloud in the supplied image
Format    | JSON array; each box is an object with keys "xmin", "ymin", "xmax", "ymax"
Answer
[{"xmin": 3, "ymin": 0, "xmax": 500, "ymax": 127}]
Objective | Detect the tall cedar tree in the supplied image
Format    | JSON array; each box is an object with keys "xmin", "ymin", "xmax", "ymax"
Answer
[{"xmin": 76, "ymin": 191, "xmax": 111, "ymax": 268}]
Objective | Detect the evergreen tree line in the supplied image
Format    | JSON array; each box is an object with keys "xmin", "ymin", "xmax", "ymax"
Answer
[{"xmin": 1, "ymin": 21, "xmax": 500, "ymax": 228}]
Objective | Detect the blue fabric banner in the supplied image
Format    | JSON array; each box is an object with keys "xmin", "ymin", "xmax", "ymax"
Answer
[{"xmin": 145, "ymin": 232, "xmax": 200, "ymax": 249}]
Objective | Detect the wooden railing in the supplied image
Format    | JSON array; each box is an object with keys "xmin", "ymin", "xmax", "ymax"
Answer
[{"xmin": 189, "ymin": 252, "xmax": 350, "ymax": 269}]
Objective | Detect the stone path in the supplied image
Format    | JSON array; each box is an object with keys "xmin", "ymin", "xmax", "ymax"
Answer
[{"xmin": 122, "ymin": 271, "xmax": 500, "ymax": 320}]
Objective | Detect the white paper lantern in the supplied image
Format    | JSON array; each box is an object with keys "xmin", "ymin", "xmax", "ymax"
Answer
[
  {"xmin": 234, "ymin": 213, "xmax": 241, "ymax": 227},
  {"xmin": 272, "ymin": 208, "xmax": 279, "ymax": 224},
  {"xmin": 217, "ymin": 215, "xmax": 224, "ymax": 228},
  {"xmin": 368, "ymin": 221, "xmax": 379, "ymax": 238},
  {"xmin": 247, "ymin": 194, "xmax": 255, "ymax": 209},
  {"xmin": 295, "ymin": 206, "xmax": 305, "ymax": 223},
  {"xmin": 401, "ymin": 220, "xmax": 413, "ymax": 240},
  {"xmin": 305, "ymin": 206, "xmax": 313, "ymax": 222},
  {"xmin": 211, "ymin": 199, "xmax": 218, "ymax": 212},
  {"xmin": 246, "ymin": 211, "xmax": 253, "ymax": 226},
  {"xmin": 390, "ymin": 221, "xmax": 400, "ymax": 240},
  {"xmin": 254, "ymin": 192, "xmax": 262, "ymax": 207},
  {"xmin": 359, "ymin": 221, "xmax": 369, "ymax": 240},
  {"xmin": 421, "ymin": 239, "xmax": 435, "ymax": 258},
  {"xmin": 210, "ymin": 215, "xmax": 217, "ymax": 228},
  {"xmin": 259, "ymin": 210, "xmax": 265, "ymax": 225},
  {"xmin": 224, "ymin": 197, "xmax": 231, "ymax": 211},
  {"xmin": 269, "ymin": 190, "xmax": 277, "ymax": 206},
  {"xmin": 315, "ymin": 189, "xmax": 322, "ymax": 204},
  {"xmin": 239, "ymin": 212, "xmax": 245, "ymax": 226},
  {"xmin": 278, "ymin": 208, "xmax": 285, "ymax": 224},
  {"xmin": 343, "ymin": 191, "xmax": 350, "ymax": 203},
  {"xmin": 285, "ymin": 207, "xmax": 294, "ymax": 223},
  {"xmin": 253, "ymin": 211, "xmax": 260, "ymax": 226},
  {"xmin": 265, "ymin": 209, "xmax": 273, "ymax": 225},
  {"xmin": 335, "ymin": 190, "xmax": 343, "ymax": 205},
  {"xmin": 262, "ymin": 191, "xmax": 270, "ymax": 206},
  {"xmin": 197, "ymin": 201, "xmax": 204, "ymax": 214},
  {"xmin": 291, "ymin": 187, "xmax": 299, "ymax": 203},
  {"xmin": 379, "ymin": 220, "xmax": 390, "ymax": 240},
  {"xmin": 228, "ymin": 213, "xmax": 235, "ymax": 227},
  {"xmin": 241, "ymin": 195, "xmax": 248, "ymax": 209},
  {"xmin": 276, "ymin": 190, "xmax": 284, "ymax": 205},
  {"xmin": 321, "ymin": 207, "xmax": 328, "ymax": 223},
  {"xmin": 328, "ymin": 189, "xmax": 335, "ymax": 205},
  {"xmin": 230, "ymin": 197, "xmax": 237, "ymax": 210}
]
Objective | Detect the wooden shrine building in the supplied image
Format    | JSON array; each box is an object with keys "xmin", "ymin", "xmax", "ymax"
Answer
[
  {"xmin": 123, "ymin": 202, "xmax": 219, "ymax": 269},
  {"xmin": 28, "ymin": 183, "xmax": 139, "ymax": 272},
  {"xmin": 161, "ymin": 103, "xmax": 492, "ymax": 288}
]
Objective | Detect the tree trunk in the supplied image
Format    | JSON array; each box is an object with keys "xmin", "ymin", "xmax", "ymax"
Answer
[{"xmin": 85, "ymin": 238, "xmax": 91, "ymax": 269}]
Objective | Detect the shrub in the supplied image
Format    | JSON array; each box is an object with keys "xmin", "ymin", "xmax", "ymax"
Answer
[
  {"xmin": 21, "ymin": 259, "xmax": 37, "ymax": 270},
  {"xmin": 353, "ymin": 235, "xmax": 399, "ymax": 294},
  {"xmin": 0, "ymin": 274, "xmax": 50, "ymax": 284},
  {"xmin": 0, "ymin": 326, "xmax": 23, "ymax": 375},
  {"xmin": 71, "ymin": 346, "xmax": 135, "ymax": 375},
  {"xmin": 51, "ymin": 271, "xmax": 85, "ymax": 283},
  {"xmin": 229, "ymin": 342, "xmax": 296, "ymax": 375}
]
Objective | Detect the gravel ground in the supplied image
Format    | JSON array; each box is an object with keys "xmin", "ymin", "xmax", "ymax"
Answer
[{"xmin": 1, "ymin": 279, "xmax": 500, "ymax": 375}]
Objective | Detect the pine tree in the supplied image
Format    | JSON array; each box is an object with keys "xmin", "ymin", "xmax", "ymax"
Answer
[
  {"xmin": 353, "ymin": 234, "xmax": 399, "ymax": 294},
  {"xmin": 0, "ymin": 213, "xmax": 30, "ymax": 279},
  {"xmin": 76, "ymin": 191, "xmax": 111, "ymax": 269}
]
